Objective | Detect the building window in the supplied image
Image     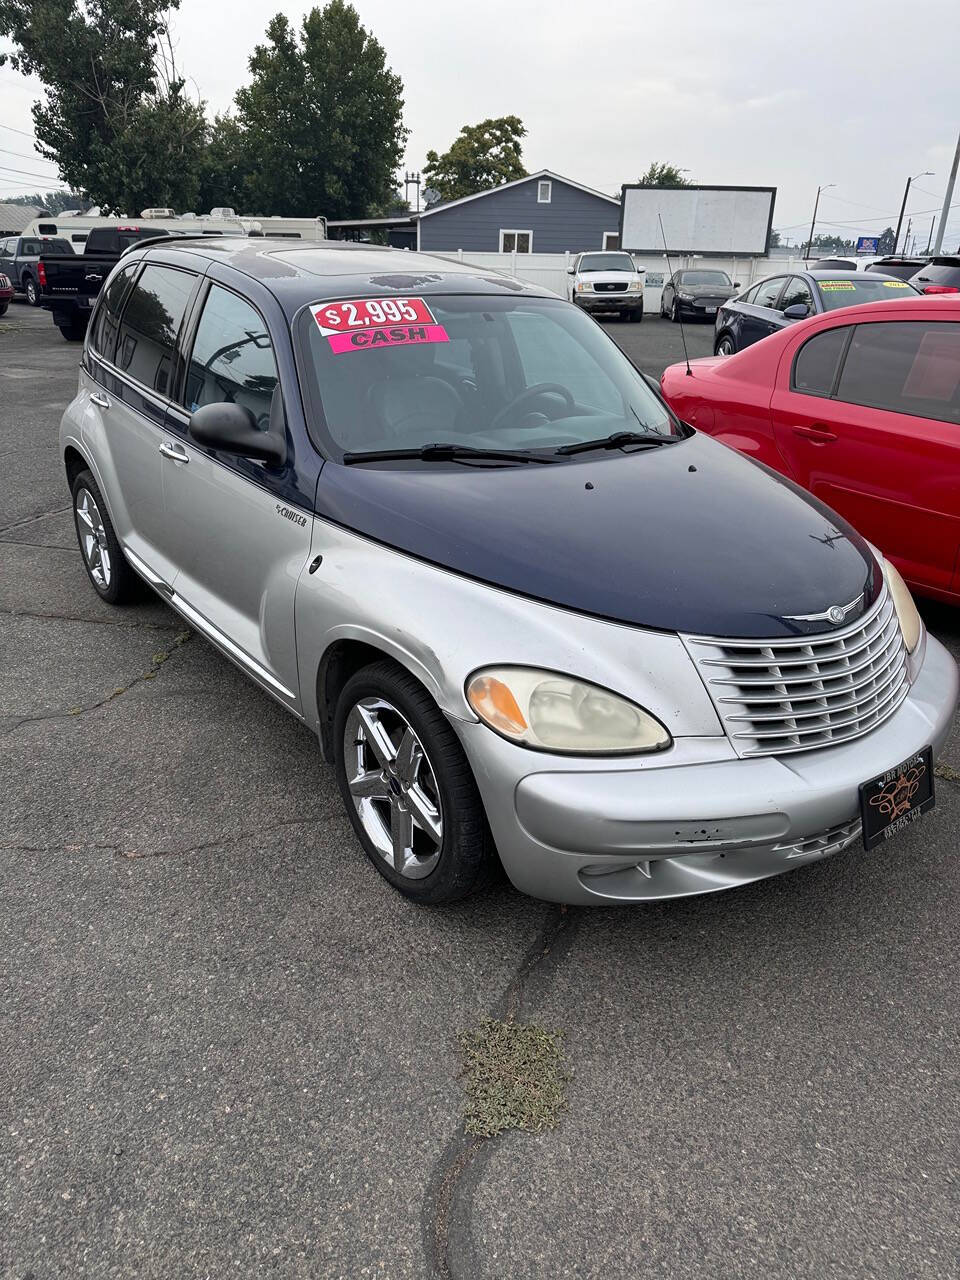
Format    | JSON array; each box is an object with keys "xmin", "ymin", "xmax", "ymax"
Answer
[
  {"xmin": 500, "ymin": 230, "xmax": 532, "ymax": 253},
  {"xmin": 537, "ymin": 180, "xmax": 552, "ymax": 204},
  {"xmin": 603, "ymin": 232, "xmax": 620, "ymax": 250}
]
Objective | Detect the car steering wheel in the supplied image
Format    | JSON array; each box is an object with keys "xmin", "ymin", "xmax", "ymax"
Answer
[{"xmin": 489, "ymin": 383, "xmax": 575, "ymax": 431}]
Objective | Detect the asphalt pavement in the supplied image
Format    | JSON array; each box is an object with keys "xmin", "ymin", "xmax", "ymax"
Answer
[{"xmin": 2, "ymin": 300, "xmax": 960, "ymax": 1279}]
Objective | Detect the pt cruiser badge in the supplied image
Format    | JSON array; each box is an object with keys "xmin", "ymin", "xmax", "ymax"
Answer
[{"xmin": 60, "ymin": 237, "xmax": 959, "ymax": 907}]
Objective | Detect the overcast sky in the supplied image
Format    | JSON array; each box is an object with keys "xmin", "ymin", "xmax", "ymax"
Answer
[{"xmin": 2, "ymin": 0, "xmax": 959, "ymax": 246}]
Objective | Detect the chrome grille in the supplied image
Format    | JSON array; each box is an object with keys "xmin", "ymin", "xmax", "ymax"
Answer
[
  {"xmin": 774, "ymin": 819, "xmax": 862, "ymax": 859},
  {"xmin": 684, "ymin": 590, "xmax": 908, "ymax": 757}
]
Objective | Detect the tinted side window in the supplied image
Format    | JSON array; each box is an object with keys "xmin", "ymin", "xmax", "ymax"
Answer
[
  {"xmin": 780, "ymin": 277, "xmax": 814, "ymax": 313},
  {"xmin": 835, "ymin": 322, "xmax": 960, "ymax": 425},
  {"xmin": 90, "ymin": 265, "xmax": 137, "ymax": 361},
  {"xmin": 185, "ymin": 285, "xmax": 279, "ymax": 429},
  {"xmin": 792, "ymin": 326, "xmax": 850, "ymax": 396},
  {"xmin": 21, "ymin": 239, "xmax": 41, "ymax": 257},
  {"xmin": 753, "ymin": 277, "xmax": 786, "ymax": 309},
  {"xmin": 115, "ymin": 264, "xmax": 195, "ymax": 396}
]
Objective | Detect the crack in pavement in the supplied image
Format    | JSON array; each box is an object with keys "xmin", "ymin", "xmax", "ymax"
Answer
[
  {"xmin": 1, "ymin": 606, "xmax": 180, "ymax": 631},
  {"xmin": 0, "ymin": 540, "xmax": 78, "ymax": 551},
  {"xmin": 4, "ymin": 629, "xmax": 192, "ymax": 735},
  {"xmin": 0, "ymin": 504, "xmax": 71, "ymax": 536},
  {"xmin": 0, "ymin": 815, "xmax": 339, "ymax": 862},
  {"xmin": 424, "ymin": 903, "xmax": 580, "ymax": 1279}
]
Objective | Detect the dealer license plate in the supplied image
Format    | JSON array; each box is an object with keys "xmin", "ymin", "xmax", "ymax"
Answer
[{"xmin": 859, "ymin": 746, "xmax": 934, "ymax": 850}]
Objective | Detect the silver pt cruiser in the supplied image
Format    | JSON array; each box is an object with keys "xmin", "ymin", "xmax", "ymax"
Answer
[{"xmin": 60, "ymin": 238, "xmax": 958, "ymax": 905}]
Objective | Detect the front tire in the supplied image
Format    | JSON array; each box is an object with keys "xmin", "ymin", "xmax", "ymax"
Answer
[
  {"xmin": 71, "ymin": 469, "xmax": 141, "ymax": 605},
  {"xmin": 670, "ymin": 299, "xmax": 680, "ymax": 323},
  {"xmin": 715, "ymin": 334, "xmax": 736, "ymax": 356},
  {"xmin": 24, "ymin": 276, "xmax": 39, "ymax": 306},
  {"xmin": 630, "ymin": 306, "xmax": 644, "ymax": 322},
  {"xmin": 334, "ymin": 660, "xmax": 496, "ymax": 904}
]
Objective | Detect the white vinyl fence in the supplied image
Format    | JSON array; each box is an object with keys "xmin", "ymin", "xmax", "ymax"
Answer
[{"xmin": 427, "ymin": 249, "xmax": 817, "ymax": 311}]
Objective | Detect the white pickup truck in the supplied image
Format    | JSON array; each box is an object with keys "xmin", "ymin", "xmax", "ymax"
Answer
[{"xmin": 567, "ymin": 251, "xmax": 645, "ymax": 322}]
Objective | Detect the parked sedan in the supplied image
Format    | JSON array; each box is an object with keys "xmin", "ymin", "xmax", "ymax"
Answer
[
  {"xmin": 61, "ymin": 239, "xmax": 956, "ymax": 906},
  {"xmin": 714, "ymin": 270, "xmax": 921, "ymax": 355},
  {"xmin": 659, "ymin": 269, "xmax": 739, "ymax": 322},
  {"xmin": 0, "ymin": 272, "xmax": 13, "ymax": 315},
  {"xmin": 662, "ymin": 296, "xmax": 960, "ymax": 605}
]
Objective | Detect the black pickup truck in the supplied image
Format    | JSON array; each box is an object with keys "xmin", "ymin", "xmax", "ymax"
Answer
[{"xmin": 38, "ymin": 225, "xmax": 180, "ymax": 341}]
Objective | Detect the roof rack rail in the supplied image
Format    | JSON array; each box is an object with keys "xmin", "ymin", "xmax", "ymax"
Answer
[{"xmin": 119, "ymin": 232, "xmax": 250, "ymax": 256}]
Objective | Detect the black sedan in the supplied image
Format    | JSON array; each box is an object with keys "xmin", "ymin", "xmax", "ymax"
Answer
[
  {"xmin": 713, "ymin": 269, "xmax": 922, "ymax": 355},
  {"xmin": 660, "ymin": 269, "xmax": 739, "ymax": 322}
]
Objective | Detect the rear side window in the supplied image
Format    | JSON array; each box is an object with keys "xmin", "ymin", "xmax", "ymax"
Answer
[
  {"xmin": 912, "ymin": 262, "xmax": 960, "ymax": 289},
  {"xmin": 792, "ymin": 326, "xmax": 850, "ymax": 396},
  {"xmin": 184, "ymin": 285, "xmax": 279, "ymax": 429},
  {"xmin": 835, "ymin": 322, "xmax": 960, "ymax": 424},
  {"xmin": 752, "ymin": 277, "xmax": 786, "ymax": 309},
  {"xmin": 89, "ymin": 264, "xmax": 137, "ymax": 361},
  {"xmin": 115, "ymin": 264, "xmax": 195, "ymax": 396}
]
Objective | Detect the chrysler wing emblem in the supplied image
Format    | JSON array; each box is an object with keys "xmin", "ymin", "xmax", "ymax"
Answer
[{"xmin": 785, "ymin": 594, "xmax": 864, "ymax": 625}]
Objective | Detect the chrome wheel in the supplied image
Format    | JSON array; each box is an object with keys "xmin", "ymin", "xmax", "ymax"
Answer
[
  {"xmin": 343, "ymin": 697, "xmax": 443, "ymax": 879},
  {"xmin": 75, "ymin": 487, "xmax": 112, "ymax": 589},
  {"xmin": 717, "ymin": 337, "xmax": 735, "ymax": 356}
]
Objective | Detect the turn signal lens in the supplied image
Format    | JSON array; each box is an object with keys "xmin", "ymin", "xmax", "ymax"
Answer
[
  {"xmin": 884, "ymin": 561, "xmax": 922, "ymax": 654},
  {"xmin": 466, "ymin": 667, "xmax": 671, "ymax": 755}
]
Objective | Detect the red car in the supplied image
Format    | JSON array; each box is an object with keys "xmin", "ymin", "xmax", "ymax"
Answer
[
  {"xmin": 0, "ymin": 272, "xmax": 12, "ymax": 315},
  {"xmin": 661, "ymin": 297, "xmax": 960, "ymax": 605}
]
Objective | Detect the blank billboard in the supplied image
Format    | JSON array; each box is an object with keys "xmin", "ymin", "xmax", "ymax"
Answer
[{"xmin": 619, "ymin": 185, "xmax": 776, "ymax": 256}]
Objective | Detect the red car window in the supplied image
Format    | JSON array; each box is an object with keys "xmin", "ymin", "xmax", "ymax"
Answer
[{"xmin": 836, "ymin": 322, "xmax": 960, "ymax": 425}]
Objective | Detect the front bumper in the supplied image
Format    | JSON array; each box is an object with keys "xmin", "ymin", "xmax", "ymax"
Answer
[
  {"xmin": 454, "ymin": 633, "xmax": 958, "ymax": 905},
  {"xmin": 574, "ymin": 292, "xmax": 643, "ymax": 310}
]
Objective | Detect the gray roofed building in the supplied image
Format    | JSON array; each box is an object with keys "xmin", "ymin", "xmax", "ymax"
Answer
[{"xmin": 0, "ymin": 203, "xmax": 47, "ymax": 235}]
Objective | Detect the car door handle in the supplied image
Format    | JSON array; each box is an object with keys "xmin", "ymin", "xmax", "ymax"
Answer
[
  {"xmin": 792, "ymin": 424, "xmax": 837, "ymax": 442},
  {"xmin": 90, "ymin": 391, "xmax": 110, "ymax": 409},
  {"xmin": 159, "ymin": 441, "xmax": 190, "ymax": 463}
]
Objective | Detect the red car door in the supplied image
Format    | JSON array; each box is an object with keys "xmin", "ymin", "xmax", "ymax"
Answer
[{"xmin": 770, "ymin": 315, "xmax": 960, "ymax": 599}]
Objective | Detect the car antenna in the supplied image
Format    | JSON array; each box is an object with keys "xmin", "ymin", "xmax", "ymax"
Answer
[{"xmin": 658, "ymin": 213, "xmax": 692, "ymax": 376}]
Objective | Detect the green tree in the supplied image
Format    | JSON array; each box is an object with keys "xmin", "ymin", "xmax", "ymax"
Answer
[
  {"xmin": 877, "ymin": 226, "xmax": 897, "ymax": 254},
  {"xmin": 423, "ymin": 117, "xmax": 526, "ymax": 205},
  {"xmin": 638, "ymin": 162, "xmax": 689, "ymax": 187},
  {"xmin": 0, "ymin": 0, "xmax": 206, "ymax": 214},
  {"xmin": 5, "ymin": 190, "xmax": 90, "ymax": 213},
  {"xmin": 217, "ymin": 2, "xmax": 407, "ymax": 218}
]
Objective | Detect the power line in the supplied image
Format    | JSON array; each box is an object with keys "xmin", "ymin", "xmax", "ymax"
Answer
[
  {"xmin": 0, "ymin": 122, "xmax": 39, "ymax": 140},
  {"xmin": 0, "ymin": 146, "xmax": 59, "ymax": 167},
  {"xmin": 0, "ymin": 161, "xmax": 64, "ymax": 181}
]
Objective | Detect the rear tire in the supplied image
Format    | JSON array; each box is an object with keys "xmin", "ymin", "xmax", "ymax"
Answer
[
  {"xmin": 334, "ymin": 659, "xmax": 497, "ymax": 904},
  {"xmin": 71, "ymin": 469, "xmax": 142, "ymax": 605},
  {"xmin": 24, "ymin": 276, "xmax": 39, "ymax": 306},
  {"xmin": 59, "ymin": 316, "xmax": 87, "ymax": 342}
]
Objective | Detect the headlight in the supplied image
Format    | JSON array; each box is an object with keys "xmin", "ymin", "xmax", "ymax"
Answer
[
  {"xmin": 575, "ymin": 280, "xmax": 590, "ymax": 292},
  {"xmin": 883, "ymin": 560, "xmax": 922, "ymax": 654},
  {"xmin": 465, "ymin": 667, "xmax": 671, "ymax": 754},
  {"xmin": 628, "ymin": 280, "xmax": 643, "ymax": 292},
  {"xmin": 678, "ymin": 292, "xmax": 693, "ymax": 301}
]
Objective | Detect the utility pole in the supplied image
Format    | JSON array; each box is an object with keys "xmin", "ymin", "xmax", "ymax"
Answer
[
  {"xmin": 933, "ymin": 130, "xmax": 960, "ymax": 254},
  {"xmin": 403, "ymin": 171, "xmax": 421, "ymax": 213},
  {"xmin": 926, "ymin": 217, "xmax": 935, "ymax": 254},
  {"xmin": 804, "ymin": 183, "xmax": 835, "ymax": 259},
  {"xmin": 895, "ymin": 170, "xmax": 934, "ymax": 253},
  {"xmin": 903, "ymin": 217, "xmax": 912, "ymax": 256}
]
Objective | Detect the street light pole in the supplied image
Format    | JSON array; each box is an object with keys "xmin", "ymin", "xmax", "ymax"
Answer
[
  {"xmin": 894, "ymin": 171, "xmax": 933, "ymax": 254},
  {"xmin": 804, "ymin": 183, "xmax": 835, "ymax": 260},
  {"xmin": 933, "ymin": 131, "xmax": 960, "ymax": 255}
]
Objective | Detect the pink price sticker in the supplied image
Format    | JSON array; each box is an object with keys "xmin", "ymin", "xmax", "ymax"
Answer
[
  {"xmin": 312, "ymin": 296, "xmax": 448, "ymax": 354},
  {"xmin": 327, "ymin": 324, "xmax": 449, "ymax": 354}
]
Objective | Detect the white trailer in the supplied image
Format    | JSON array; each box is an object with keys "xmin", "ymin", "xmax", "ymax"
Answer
[{"xmin": 21, "ymin": 209, "xmax": 327, "ymax": 252}]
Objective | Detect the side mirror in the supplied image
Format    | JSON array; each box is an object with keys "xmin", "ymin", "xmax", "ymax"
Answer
[
  {"xmin": 733, "ymin": 281, "xmax": 741, "ymax": 288},
  {"xmin": 783, "ymin": 303, "xmax": 809, "ymax": 320},
  {"xmin": 567, "ymin": 266, "xmax": 576, "ymax": 274},
  {"xmin": 189, "ymin": 400, "xmax": 286, "ymax": 466}
]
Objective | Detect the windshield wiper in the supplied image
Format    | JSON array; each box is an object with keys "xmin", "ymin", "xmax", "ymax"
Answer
[
  {"xmin": 341, "ymin": 442, "xmax": 561, "ymax": 465},
  {"xmin": 554, "ymin": 430, "xmax": 679, "ymax": 456}
]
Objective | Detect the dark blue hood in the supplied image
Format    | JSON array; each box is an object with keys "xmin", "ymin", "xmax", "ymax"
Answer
[{"xmin": 314, "ymin": 434, "xmax": 881, "ymax": 638}]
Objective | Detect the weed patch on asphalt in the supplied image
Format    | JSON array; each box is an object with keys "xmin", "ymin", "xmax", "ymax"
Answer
[{"xmin": 459, "ymin": 1016, "xmax": 568, "ymax": 1138}]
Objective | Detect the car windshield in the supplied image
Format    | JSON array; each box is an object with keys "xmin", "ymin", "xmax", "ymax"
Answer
[
  {"xmin": 578, "ymin": 254, "xmax": 637, "ymax": 273},
  {"xmin": 816, "ymin": 276, "xmax": 920, "ymax": 310},
  {"xmin": 297, "ymin": 293, "xmax": 679, "ymax": 461},
  {"xmin": 679, "ymin": 270, "xmax": 732, "ymax": 286}
]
